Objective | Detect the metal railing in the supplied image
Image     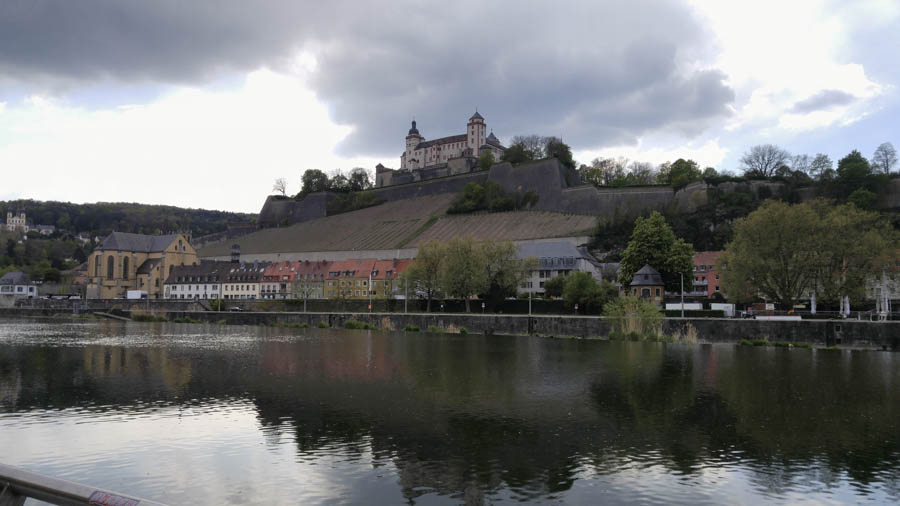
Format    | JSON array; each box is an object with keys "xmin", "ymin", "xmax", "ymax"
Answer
[{"xmin": 0, "ymin": 463, "xmax": 166, "ymax": 506}]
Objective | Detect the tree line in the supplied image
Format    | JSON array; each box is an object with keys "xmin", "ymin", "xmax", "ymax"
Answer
[
  {"xmin": 720, "ymin": 199, "xmax": 899, "ymax": 308},
  {"xmin": 0, "ymin": 200, "xmax": 254, "ymax": 238}
]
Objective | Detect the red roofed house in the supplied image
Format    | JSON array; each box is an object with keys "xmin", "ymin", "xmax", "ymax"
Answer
[{"xmin": 692, "ymin": 251, "xmax": 723, "ymax": 298}]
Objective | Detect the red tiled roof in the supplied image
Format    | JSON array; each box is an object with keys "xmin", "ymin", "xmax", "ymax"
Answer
[{"xmin": 326, "ymin": 258, "xmax": 377, "ymax": 280}]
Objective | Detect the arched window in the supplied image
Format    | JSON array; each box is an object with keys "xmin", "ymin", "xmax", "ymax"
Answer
[
  {"xmin": 95, "ymin": 255, "xmax": 101, "ymax": 277},
  {"xmin": 107, "ymin": 256, "xmax": 115, "ymax": 279},
  {"xmin": 122, "ymin": 257, "xmax": 129, "ymax": 280}
]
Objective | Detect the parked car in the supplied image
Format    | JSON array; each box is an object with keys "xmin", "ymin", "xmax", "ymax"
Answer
[{"xmin": 228, "ymin": 306, "xmax": 243, "ymax": 312}]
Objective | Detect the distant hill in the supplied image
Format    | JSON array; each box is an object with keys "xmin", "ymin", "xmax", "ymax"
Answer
[{"xmin": 0, "ymin": 199, "xmax": 256, "ymax": 238}]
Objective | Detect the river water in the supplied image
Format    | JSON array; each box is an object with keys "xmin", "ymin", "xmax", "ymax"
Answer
[{"xmin": 0, "ymin": 319, "xmax": 898, "ymax": 505}]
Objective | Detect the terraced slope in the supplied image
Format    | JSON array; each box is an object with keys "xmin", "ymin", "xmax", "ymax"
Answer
[
  {"xmin": 414, "ymin": 212, "xmax": 598, "ymax": 245},
  {"xmin": 198, "ymin": 195, "xmax": 599, "ymax": 258},
  {"xmin": 198, "ymin": 194, "xmax": 456, "ymax": 257}
]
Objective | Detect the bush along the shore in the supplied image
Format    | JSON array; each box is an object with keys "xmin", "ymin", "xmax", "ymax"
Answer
[
  {"xmin": 344, "ymin": 319, "xmax": 378, "ymax": 330},
  {"xmin": 171, "ymin": 316, "xmax": 203, "ymax": 324},
  {"xmin": 427, "ymin": 325, "xmax": 443, "ymax": 333},
  {"xmin": 317, "ymin": 321, "xmax": 329, "ymax": 328},
  {"xmin": 403, "ymin": 325, "xmax": 420, "ymax": 332},
  {"xmin": 604, "ymin": 296, "xmax": 663, "ymax": 340}
]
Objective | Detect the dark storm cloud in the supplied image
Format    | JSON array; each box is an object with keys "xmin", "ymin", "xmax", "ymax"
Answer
[
  {"xmin": 0, "ymin": 0, "xmax": 734, "ymax": 156},
  {"xmin": 790, "ymin": 89, "xmax": 856, "ymax": 114}
]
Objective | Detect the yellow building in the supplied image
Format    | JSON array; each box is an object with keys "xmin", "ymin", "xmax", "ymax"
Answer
[{"xmin": 86, "ymin": 232, "xmax": 198, "ymax": 299}]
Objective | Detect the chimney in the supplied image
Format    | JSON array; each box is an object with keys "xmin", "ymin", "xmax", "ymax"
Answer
[{"xmin": 231, "ymin": 244, "xmax": 240, "ymax": 264}]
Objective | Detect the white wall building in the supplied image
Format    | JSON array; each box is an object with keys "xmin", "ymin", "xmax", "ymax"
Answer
[
  {"xmin": 516, "ymin": 241, "xmax": 600, "ymax": 296},
  {"xmin": 0, "ymin": 272, "xmax": 37, "ymax": 307},
  {"xmin": 163, "ymin": 262, "xmax": 227, "ymax": 300},
  {"xmin": 400, "ymin": 112, "xmax": 505, "ymax": 170}
]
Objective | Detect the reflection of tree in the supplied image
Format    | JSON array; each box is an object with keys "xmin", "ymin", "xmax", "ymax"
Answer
[{"xmin": 3, "ymin": 330, "xmax": 900, "ymax": 503}]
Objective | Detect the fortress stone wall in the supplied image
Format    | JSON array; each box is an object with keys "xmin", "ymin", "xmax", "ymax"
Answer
[{"xmin": 258, "ymin": 159, "xmax": 900, "ymax": 229}]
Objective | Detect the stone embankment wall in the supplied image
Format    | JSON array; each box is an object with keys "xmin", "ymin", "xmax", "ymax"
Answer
[
  {"xmin": 1, "ymin": 305, "xmax": 895, "ymax": 350},
  {"xmin": 153, "ymin": 311, "xmax": 898, "ymax": 350}
]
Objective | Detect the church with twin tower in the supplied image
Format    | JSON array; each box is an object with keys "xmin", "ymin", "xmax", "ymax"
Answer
[{"xmin": 400, "ymin": 111, "xmax": 505, "ymax": 170}]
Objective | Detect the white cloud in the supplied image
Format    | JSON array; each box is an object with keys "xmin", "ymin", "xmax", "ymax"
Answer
[
  {"xmin": 575, "ymin": 138, "xmax": 728, "ymax": 169},
  {"xmin": 689, "ymin": 0, "xmax": 887, "ymax": 134},
  {"xmin": 0, "ymin": 69, "xmax": 382, "ymax": 213}
]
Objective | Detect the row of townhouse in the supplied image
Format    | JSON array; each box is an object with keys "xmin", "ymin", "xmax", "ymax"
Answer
[{"xmin": 162, "ymin": 258, "xmax": 412, "ymax": 300}]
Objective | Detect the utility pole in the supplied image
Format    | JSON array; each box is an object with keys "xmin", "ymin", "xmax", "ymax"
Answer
[
  {"xmin": 528, "ymin": 290, "xmax": 532, "ymax": 316},
  {"xmin": 368, "ymin": 271, "xmax": 373, "ymax": 313},
  {"xmin": 680, "ymin": 273, "xmax": 684, "ymax": 318},
  {"xmin": 404, "ymin": 278, "xmax": 408, "ymax": 313}
]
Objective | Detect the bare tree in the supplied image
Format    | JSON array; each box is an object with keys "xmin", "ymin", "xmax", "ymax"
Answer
[
  {"xmin": 872, "ymin": 142, "xmax": 898, "ymax": 174},
  {"xmin": 272, "ymin": 177, "xmax": 288, "ymax": 196},
  {"xmin": 791, "ymin": 154, "xmax": 810, "ymax": 174},
  {"xmin": 509, "ymin": 135, "xmax": 547, "ymax": 159},
  {"xmin": 740, "ymin": 144, "xmax": 791, "ymax": 177}
]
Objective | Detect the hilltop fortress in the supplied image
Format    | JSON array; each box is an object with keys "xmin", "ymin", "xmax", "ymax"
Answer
[
  {"xmin": 376, "ymin": 112, "xmax": 506, "ymax": 187},
  {"xmin": 204, "ymin": 114, "xmax": 900, "ymax": 263}
]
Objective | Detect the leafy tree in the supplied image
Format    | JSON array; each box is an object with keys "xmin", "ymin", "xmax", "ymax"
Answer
[
  {"xmin": 477, "ymin": 150, "xmax": 495, "ymax": 170},
  {"xmin": 807, "ymin": 202, "xmax": 898, "ymax": 305},
  {"xmin": 328, "ymin": 170, "xmax": 351, "ymax": 193},
  {"xmin": 740, "ymin": 144, "xmax": 791, "ymax": 178},
  {"xmin": 500, "ymin": 143, "xmax": 534, "ymax": 165},
  {"xmin": 666, "ymin": 159, "xmax": 702, "ymax": 188},
  {"xmin": 509, "ymin": 135, "xmax": 547, "ymax": 159},
  {"xmin": 300, "ymin": 169, "xmax": 329, "ymax": 195},
  {"xmin": 480, "ymin": 240, "xmax": 533, "ymax": 307},
  {"xmin": 272, "ymin": 177, "xmax": 289, "ymax": 196},
  {"xmin": 836, "ymin": 150, "xmax": 871, "ymax": 189},
  {"xmin": 808, "ymin": 154, "xmax": 833, "ymax": 180},
  {"xmin": 562, "ymin": 272, "xmax": 617, "ymax": 314},
  {"xmin": 447, "ymin": 182, "xmax": 536, "ymax": 214},
  {"xmin": 702, "ymin": 167, "xmax": 718, "ymax": 180},
  {"xmin": 545, "ymin": 137, "xmax": 576, "ymax": 170},
  {"xmin": 716, "ymin": 200, "xmax": 896, "ymax": 307},
  {"xmin": 872, "ymin": 142, "xmax": 898, "ymax": 174},
  {"xmin": 404, "ymin": 240, "xmax": 444, "ymax": 311},
  {"xmin": 542, "ymin": 275, "xmax": 566, "ymax": 298},
  {"xmin": 618, "ymin": 212, "xmax": 694, "ymax": 292},
  {"xmin": 439, "ymin": 237, "xmax": 487, "ymax": 312},
  {"xmin": 348, "ymin": 168, "xmax": 373, "ymax": 192}
]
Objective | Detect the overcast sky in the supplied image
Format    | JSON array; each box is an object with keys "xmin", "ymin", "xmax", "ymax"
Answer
[{"xmin": 1, "ymin": 0, "xmax": 898, "ymax": 213}]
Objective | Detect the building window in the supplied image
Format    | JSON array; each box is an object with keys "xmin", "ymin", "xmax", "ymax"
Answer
[
  {"xmin": 655, "ymin": 288, "xmax": 661, "ymax": 297},
  {"xmin": 95, "ymin": 255, "xmax": 101, "ymax": 277},
  {"xmin": 107, "ymin": 256, "xmax": 115, "ymax": 279},
  {"xmin": 122, "ymin": 256, "xmax": 129, "ymax": 280}
]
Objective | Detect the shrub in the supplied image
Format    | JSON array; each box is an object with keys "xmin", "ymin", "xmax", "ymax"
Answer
[
  {"xmin": 459, "ymin": 327, "xmax": 468, "ymax": 334},
  {"xmin": 603, "ymin": 296, "xmax": 663, "ymax": 339},
  {"xmin": 317, "ymin": 321, "xmax": 329, "ymax": 328},
  {"xmin": 344, "ymin": 319, "xmax": 377, "ymax": 330},
  {"xmin": 403, "ymin": 325, "xmax": 420, "ymax": 332},
  {"xmin": 171, "ymin": 316, "xmax": 203, "ymax": 324},
  {"xmin": 131, "ymin": 313, "xmax": 167, "ymax": 322},
  {"xmin": 427, "ymin": 325, "xmax": 443, "ymax": 333},
  {"xmin": 738, "ymin": 338, "xmax": 753, "ymax": 346}
]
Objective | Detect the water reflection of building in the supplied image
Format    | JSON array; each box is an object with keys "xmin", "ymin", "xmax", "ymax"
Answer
[
  {"xmin": 260, "ymin": 336, "xmax": 403, "ymax": 381},
  {"xmin": 81, "ymin": 346, "xmax": 192, "ymax": 391},
  {"xmin": 0, "ymin": 369, "xmax": 22, "ymax": 406}
]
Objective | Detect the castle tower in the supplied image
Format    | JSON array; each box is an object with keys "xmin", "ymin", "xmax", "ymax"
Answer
[
  {"xmin": 466, "ymin": 111, "xmax": 486, "ymax": 153},
  {"xmin": 404, "ymin": 119, "xmax": 423, "ymax": 170}
]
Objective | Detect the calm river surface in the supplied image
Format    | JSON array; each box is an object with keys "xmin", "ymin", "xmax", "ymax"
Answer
[{"xmin": 1, "ymin": 318, "xmax": 899, "ymax": 505}]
